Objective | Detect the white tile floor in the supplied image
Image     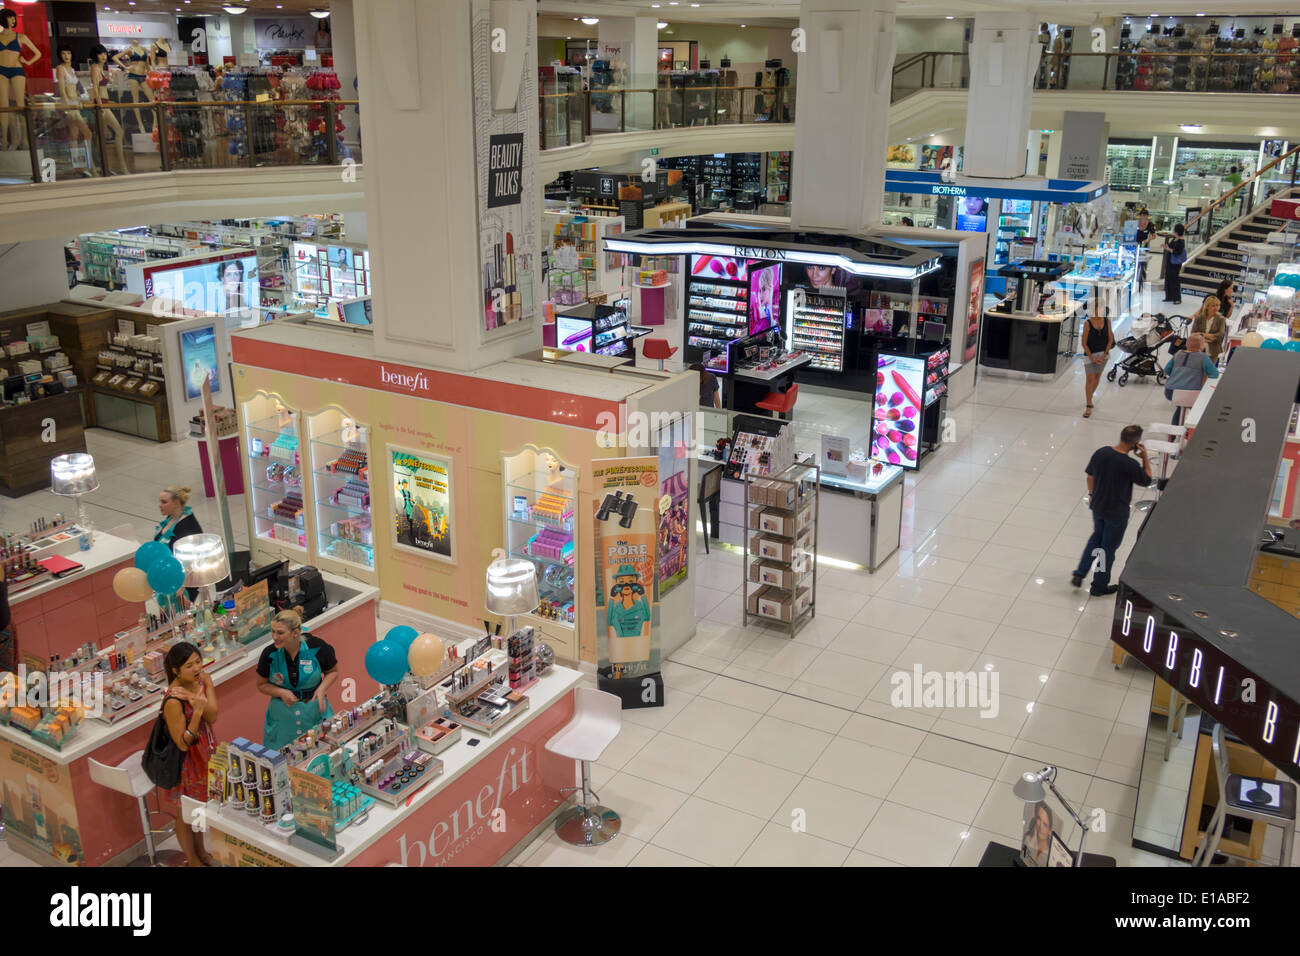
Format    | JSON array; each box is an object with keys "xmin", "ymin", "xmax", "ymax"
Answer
[
  {"xmin": 0, "ymin": 312, "xmax": 1257, "ymax": 867},
  {"xmin": 512, "ymin": 335, "xmax": 1212, "ymax": 868}
]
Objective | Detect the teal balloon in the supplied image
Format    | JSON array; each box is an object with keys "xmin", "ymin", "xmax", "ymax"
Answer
[
  {"xmin": 134, "ymin": 541, "xmax": 171, "ymax": 573},
  {"xmin": 146, "ymin": 556, "xmax": 185, "ymax": 595},
  {"xmin": 364, "ymin": 640, "xmax": 408, "ymax": 686},
  {"xmin": 1276, "ymin": 272, "xmax": 1300, "ymax": 289},
  {"xmin": 1283, "ymin": 340, "xmax": 1300, "ymax": 353},
  {"xmin": 384, "ymin": 625, "xmax": 419, "ymax": 654},
  {"xmin": 1261, "ymin": 338, "xmax": 1284, "ymax": 350}
]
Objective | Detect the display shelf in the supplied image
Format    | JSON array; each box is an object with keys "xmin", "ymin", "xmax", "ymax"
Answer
[
  {"xmin": 789, "ymin": 288, "xmax": 846, "ymax": 373},
  {"xmin": 504, "ymin": 448, "xmax": 578, "ymax": 629},
  {"xmin": 307, "ymin": 410, "xmax": 374, "ymax": 573},
  {"xmin": 743, "ymin": 462, "xmax": 819, "ymax": 638}
]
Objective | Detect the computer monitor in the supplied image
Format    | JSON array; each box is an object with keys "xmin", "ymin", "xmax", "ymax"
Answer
[
  {"xmin": 922, "ymin": 320, "xmax": 946, "ymax": 341},
  {"xmin": 245, "ymin": 558, "xmax": 288, "ymax": 600}
]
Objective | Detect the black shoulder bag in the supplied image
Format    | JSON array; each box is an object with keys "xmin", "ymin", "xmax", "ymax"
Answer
[{"xmin": 141, "ymin": 696, "xmax": 186, "ymax": 789}]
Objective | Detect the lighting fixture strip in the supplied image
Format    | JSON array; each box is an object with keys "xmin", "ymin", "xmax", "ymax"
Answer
[{"xmin": 606, "ymin": 239, "xmax": 941, "ymax": 280}]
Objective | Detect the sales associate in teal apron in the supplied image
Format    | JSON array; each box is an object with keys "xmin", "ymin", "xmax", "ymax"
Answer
[{"xmin": 256, "ymin": 607, "xmax": 339, "ymax": 750}]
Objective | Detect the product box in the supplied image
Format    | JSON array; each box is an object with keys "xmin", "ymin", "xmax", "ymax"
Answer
[
  {"xmin": 228, "ymin": 737, "xmax": 251, "ymax": 784},
  {"xmin": 756, "ymin": 589, "xmax": 791, "ymax": 622},
  {"xmin": 796, "ymin": 501, "xmax": 816, "ymax": 533},
  {"xmin": 268, "ymin": 750, "xmax": 293, "ymax": 820},
  {"xmin": 758, "ymin": 510, "xmax": 792, "ymax": 536},
  {"xmin": 749, "ymin": 561, "xmax": 791, "ymax": 588},
  {"xmin": 746, "ymin": 585, "xmax": 767, "ymax": 614},
  {"xmin": 752, "ymin": 535, "xmax": 793, "ymax": 562}
]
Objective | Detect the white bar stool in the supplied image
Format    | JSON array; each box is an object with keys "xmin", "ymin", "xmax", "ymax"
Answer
[
  {"xmin": 544, "ymin": 687, "xmax": 623, "ymax": 847},
  {"xmin": 88, "ymin": 751, "xmax": 185, "ymax": 867},
  {"xmin": 1170, "ymin": 388, "xmax": 1201, "ymax": 428},
  {"xmin": 1193, "ymin": 722, "xmax": 1297, "ymax": 867}
]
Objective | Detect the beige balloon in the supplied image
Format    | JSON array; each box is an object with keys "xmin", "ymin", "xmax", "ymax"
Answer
[
  {"xmin": 1240, "ymin": 332, "xmax": 1265, "ymax": 348},
  {"xmin": 113, "ymin": 567, "xmax": 155, "ymax": 603},
  {"xmin": 407, "ymin": 633, "xmax": 446, "ymax": 676}
]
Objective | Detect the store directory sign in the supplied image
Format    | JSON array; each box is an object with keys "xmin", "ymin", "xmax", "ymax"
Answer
[{"xmin": 872, "ymin": 353, "xmax": 924, "ymax": 469}]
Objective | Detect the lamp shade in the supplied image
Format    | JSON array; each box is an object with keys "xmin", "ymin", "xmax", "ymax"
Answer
[
  {"xmin": 485, "ymin": 558, "xmax": 540, "ymax": 616},
  {"xmin": 173, "ymin": 534, "xmax": 230, "ymax": 588},
  {"xmin": 50, "ymin": 453, "xmax": 98, "ymax": 496},
  {"xmin": 1012, "ymin": 770, "xmax": 1048, "ymax": 803}
]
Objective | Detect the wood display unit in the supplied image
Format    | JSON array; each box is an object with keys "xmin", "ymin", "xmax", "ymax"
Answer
[{"xmin": 0, "ymin": 391, "xmax": 87, "ymax": 496}]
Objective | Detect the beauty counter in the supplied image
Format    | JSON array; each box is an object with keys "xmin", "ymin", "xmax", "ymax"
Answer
[
  {"xmin": 0, "ymin": 567, "xmax": 377, "ymax": 866},
  {"xmin": 979, "ymin": 301, "xmax": 1084, "ymax": 375},
  {"xmin": 201, "ymin": 665, "xmax": 582, "ymax": 867}
]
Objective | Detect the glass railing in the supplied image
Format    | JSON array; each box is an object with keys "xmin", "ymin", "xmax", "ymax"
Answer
[
  {"xmin": 892, "ymin": 50, "xmax": 1300, "ymax": 100},
  {"xmin": 539, "ymin": 85, "xmax": 795, "ymax": 150},
  {"xmin": 0, "ymin": 99, "xmax": 360, "ymax": 186}
]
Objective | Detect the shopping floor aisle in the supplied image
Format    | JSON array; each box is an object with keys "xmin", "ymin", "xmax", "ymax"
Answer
[{"xmin": 512, "ymin": 355, "xmax": 1207, "ymax": 867}]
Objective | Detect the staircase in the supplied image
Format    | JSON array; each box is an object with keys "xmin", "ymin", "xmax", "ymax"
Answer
[{"xmin": 1181, "ymin": 189, "xmax": 1296, "ymax": 300}]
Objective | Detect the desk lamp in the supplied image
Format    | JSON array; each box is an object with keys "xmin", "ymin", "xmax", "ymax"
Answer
[
  {"xmin": 485, "ymin": 556, "xmax": 539, "ymax": 638},
  {"xmin": 49, "ymin": 453, "xmax": 98, "ymax": 545},
  {"xmin": 1013, "ymin": 765, "xmax": 1095, "ymax": 867}
]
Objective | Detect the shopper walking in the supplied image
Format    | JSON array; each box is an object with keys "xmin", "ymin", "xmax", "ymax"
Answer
[
  {"xmin": 160, "ymin": 641, "xmax": 217, "ymax": 866},
  {"xmin": 1161, "ymin": 223, "xmax": 1186, "ymax": 305},
  {"xmin": 1189, "ymin": 295, "xmax": 1226, "ymax": 364},
  {"xmin": 1071, "ymin": 425, "xmax": 1152, "ymax": 596},
  {"xmin": 1080, "ymin": 307, "xmax": 1114, "ymax": 418}
]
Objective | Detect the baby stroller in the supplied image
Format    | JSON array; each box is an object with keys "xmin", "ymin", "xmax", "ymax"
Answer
[{"xmin": 1107, "ymin": 313, "xmax": 1187, "ymax": 387}]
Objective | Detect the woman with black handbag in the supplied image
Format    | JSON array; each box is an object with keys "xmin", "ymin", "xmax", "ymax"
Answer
[{"xmin": 152, "ymin": 642, "xmax": 218, "ymax": 866}]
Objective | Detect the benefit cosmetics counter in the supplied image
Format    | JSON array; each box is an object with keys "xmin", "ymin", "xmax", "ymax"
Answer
[
  {"xmin": 199, "ymin": 663, "xmax": 583, "ymax": 867},
  {"xmin": 0, "ymin": 547, "xmax": 377, "ymax": 867},
  {"xmin": 1114, "ymin": 350, "xmax": 1300, "ymax": 863}
]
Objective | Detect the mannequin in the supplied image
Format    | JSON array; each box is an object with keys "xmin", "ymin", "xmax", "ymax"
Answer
[
  {"xmin": 275, "ymin": 400, "xmax": 293, "ymax": 430},
  {"xmin": 544, "ymin": 452, "xmax": 566, "ymax": 490},
  {"xmin": 89, "ymin": 45, "xmax": 127, "ymax": 174},
  {"xmin": 0, "ymin": 9, "xmax": 40, "ymax": 151},
  {"xmin": 55, "ymin": 46, "xmax": 95, "ymax": 172},
  {"xmin": 112, "ymin": 38, "xmax": 154, "ymax": 134},
  {"xmin": 340, "ymin": 417, "xmax": 361, "ymax": 446},
  {"xmin": 151, "ymin": 37, "xmax": 171, "ymax": 68}
]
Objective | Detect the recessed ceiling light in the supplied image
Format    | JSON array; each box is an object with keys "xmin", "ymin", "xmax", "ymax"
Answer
[
  {"xmin": 222, "ymin": 4, "xmax": 248, "ymax": 13},
  {"xmin": 946, "ymin": 15, "xmax": 954, "ymax": 19},
  {"xmin": 580, "ymin": 17, "xmax": 599, "ymax": 25},
  {"xmin": 691, "ymin": 2, "xmax": 699, "ymax": 5},
  {"xmin": 740, "ymin": 23, "xmax": 746, "ymax": 28},
  {"xmin": 1196, "ymin": 11, "xmax": 1206, "ymax": 15},
  {"xmin": 658, "ymin": 21, "xmax": 668, "ymax": 29},
  {"xmin": 310, "ymin": 9, "xmax": 330, "ymax": 17},
  {"xmin": 1180, "ymin": 123, "xmax": 1203, "ymax": 133}
]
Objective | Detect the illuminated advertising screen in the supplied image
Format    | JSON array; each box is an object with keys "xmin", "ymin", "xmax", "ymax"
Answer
[
  {"xmin": 955, "ymin": 196, "xmax": 989, "ymax": 233},
  {"xmin": 748, "ymin": 263, "xmax": 782, "ymax": 336},
  {"xmin": 143, "ymin": 251, "xmax": 259, "ymax": 314},
  {"xmin": 556, "ymin": 315, "xmax": 592, "ymax": 351},
  {"xmin": 179, "ymin": 325, "xmax": 220, "ymax": 400},
  {"xmin": 872, "ymin": 353, "xmax": 924, "ymax": 469}
]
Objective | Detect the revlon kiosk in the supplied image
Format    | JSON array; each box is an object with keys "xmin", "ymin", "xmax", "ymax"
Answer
[{"xmin": 196, "ymin": 315, "xmax": 698, "ymax": 866}]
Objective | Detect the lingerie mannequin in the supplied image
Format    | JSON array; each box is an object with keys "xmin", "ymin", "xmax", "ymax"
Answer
[
  {"xmin": 112, "ymin": 38, "xmax": 154, "ymax": 134},
  {"xmin": 55, "ymin": 46, "xmax": 95, "ymax": 173},
  {"xmin": 151, "ymin": 37, "xmax": 171, "ymax": 68},
  {"xmin": 89, "ymin": 45, "xmax": 128, "ymax": 174},
  {"xmin": 0, "ymin": 9, "xmax": 40, "ymax": 151}
]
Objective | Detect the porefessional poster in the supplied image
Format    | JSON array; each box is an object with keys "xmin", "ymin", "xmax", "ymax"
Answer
[
  {"xmin": 389, "ymin": 446, "xmax": 456, "ymax": 564},
  {"xmin": 592, "ymin": 457, "xmax": 664, "ymax": 709}
]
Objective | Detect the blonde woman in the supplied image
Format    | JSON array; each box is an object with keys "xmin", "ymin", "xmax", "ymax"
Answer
[
  {"xmin": 1189, "ymin": 295, "xmax": 1226, "ymax": 364},
  {"xmin": 256, "ymin": 607, "xmax": 338, "ymax": 750},
  {"xmin": 89, "ymin": 45, "xmax": 127, "ymax": 174},
  {"xmin": 154, "ymin": 485, "xmax": 202, "ymax": 552}
]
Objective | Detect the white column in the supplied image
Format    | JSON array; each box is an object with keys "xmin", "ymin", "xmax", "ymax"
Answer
[
  {"xmin": 329, "ymin": 0, "xmax": 360, "ymax": 154},
  {"xmin": 790, "ymin": 0, "xmax": 896, "ymax": 231},
  {"xmin": 354, "ymin": 0, "xmax": 541, "ymax": 372},
  {"xmin": 962, "ymin": 12, "xmax": 1038, "ymax": 179}
]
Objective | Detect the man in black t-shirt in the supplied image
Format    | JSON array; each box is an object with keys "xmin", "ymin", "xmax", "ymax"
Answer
[{"xmin": 1071, "ymin": 425, "xmax": 1153, "ymax": 596}]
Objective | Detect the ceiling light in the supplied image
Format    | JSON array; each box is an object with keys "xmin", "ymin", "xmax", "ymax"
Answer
[
  {"xmin": 580, "ymin": 17, "xmax": 600, "ymax": 25},
  {"xmin": 946, "ymin": 15, "xmax": 954, "ymax": 19},
  {"xmin": 1196, "ymin": 11, "xmax": 1206, "ymax": 15},
  {"xmin": 691, "ymin": 2, "xmax": 699, "ymax": 5},
  {"xmin": 310, "ymin": 9, "xmax": 330, "ymax": 17},
  {"xmin": 222, "ymin": 4, "xmax": 248, "ymax": 14},
  {"xmin": 658, "ymin": 21, "xmax": 668, "ymax": 29},
  {"xmin": 741, "ymin": 23, "xmax": 746, "ymax": 27},
  {"xmin": 1180, "ymin": 123, "xmax": 1203, "ymax": 133}
]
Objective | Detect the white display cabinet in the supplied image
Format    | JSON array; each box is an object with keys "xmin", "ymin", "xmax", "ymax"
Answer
[
  {"xmin": 241, "ymin": 390, "xmax": 308, "ymax": 563},
  {"xmin": 306, "ymin": 406, "xmax": 376, "ymax": 581}
]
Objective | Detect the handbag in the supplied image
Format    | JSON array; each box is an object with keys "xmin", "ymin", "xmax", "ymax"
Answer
[
  {"xmin": 140, "ymin": 696, "xmax": 185, "ymax": 789},
  {"xmin": 1164, "ymin": 350, "xmax": 1205, "ymax": 399}
]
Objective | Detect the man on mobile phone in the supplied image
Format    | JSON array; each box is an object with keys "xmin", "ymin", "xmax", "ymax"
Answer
[{"xmin": 1071, "ymin": 425, "xmax": 1153, "ymax": 596}]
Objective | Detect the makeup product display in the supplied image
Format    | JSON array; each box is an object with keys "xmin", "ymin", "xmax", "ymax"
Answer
[
  {"xmin": 412, "ymin": 716, "xmax": 462, "ymax": 755},
  {"xmin": 246, "ymin": 397, "xmax": 308, "ymax": 552},
  {"xmin": 554, "ymin": 302, "xmax": 634, "ymax": 357},
  {"xmin": 743, "ymin": 463, "xmax": 819, "ymax": 637},
  {"xmin": 309, "ymin": 410, "xmax": 375, "ymax": 571},
  {"xmin": 685, "ymin": 255, "xmax": 751, "ymax": 359},
  {"xmin": 789, "ymin": 288, "xmax": 847, "ymax": 372},
  {"xmin": 290, "ymin": 241, "xmax": 370, "ymax": 318},
  {"xmin": 724, "ymin": 416, "xmax": 795, "ymax": 480},
  {"xmin": 0, "ymin": 672, "xmax": 86, "ymax": 751},
  {"xmin": 504, "ymin": 449, "xmax": 578, "ymax": 632}
]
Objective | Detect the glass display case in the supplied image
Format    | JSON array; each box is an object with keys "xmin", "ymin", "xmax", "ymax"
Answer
[
  {"xmin": 503, "ymin": 447, "xmax": 577, "ymax": 629},
  {"xmin": 307, "ymin": 407, "xmax": 374, "ymax": 573},
  {"xmin": 243, "ymin": 392, "xmax": 307, "ymax": 554},
  {"xmin": 1106, "ymin": 143, "xmax": 1153, "ymax": 191}
]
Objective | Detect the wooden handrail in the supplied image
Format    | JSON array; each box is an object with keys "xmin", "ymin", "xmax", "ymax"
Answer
[{"xmin": 1184, "ymin": 142, "xmax": 1300, "ymax": 233}]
